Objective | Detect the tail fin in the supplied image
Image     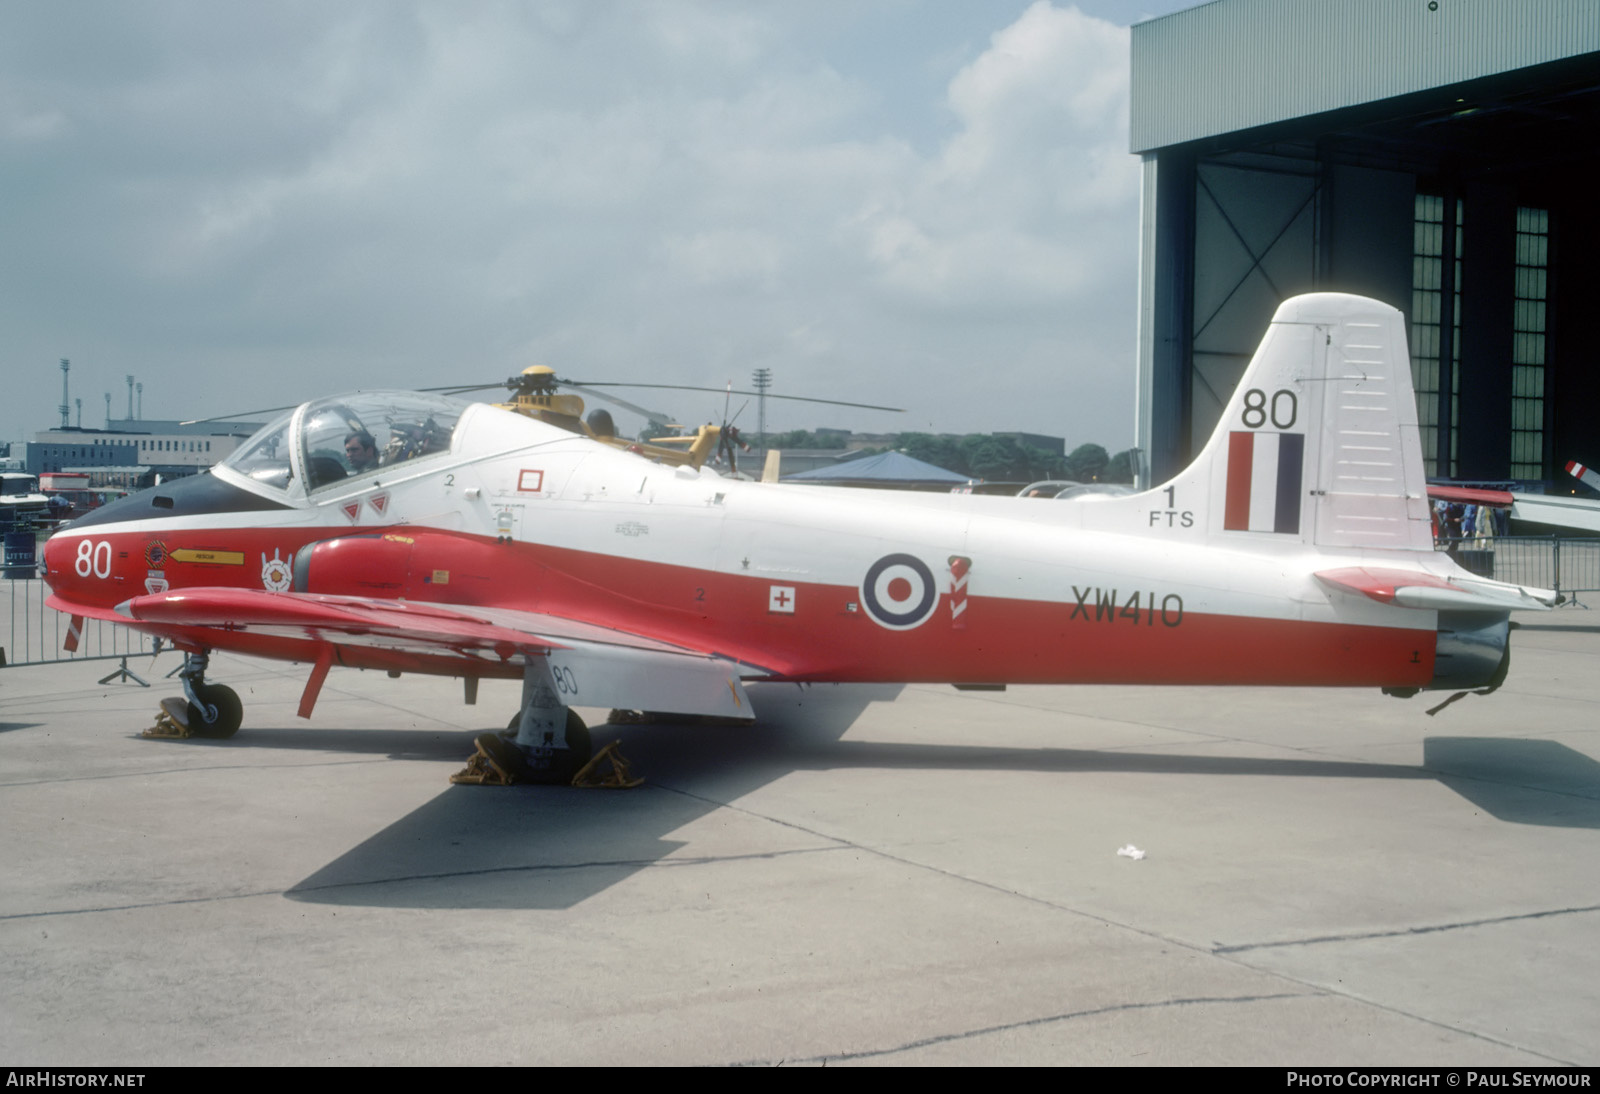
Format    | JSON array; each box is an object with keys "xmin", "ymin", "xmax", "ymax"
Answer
[
  {"xmin": 1167, "ymin": 293, "xmax": 1433, "ymax": 551},
  {"xmin": 1568, "ymin": 460, "xmax": 1600, "ymax": 493}
]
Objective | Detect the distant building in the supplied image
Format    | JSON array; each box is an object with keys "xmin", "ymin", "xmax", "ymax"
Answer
[
  {"xmin": 25, "ymin": 434, "xmax": 141, "ymax": 476},
  {"xmin": 24, "ymin": 417, "xmax": 263, "ymax": 478}
]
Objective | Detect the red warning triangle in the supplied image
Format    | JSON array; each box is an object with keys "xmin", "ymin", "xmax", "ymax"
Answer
[
  {"xmin": 368, "ymin": 493, "xmax": 390, "ymax": 516},
  {"xmin": 340, "ymin": 501, "xmax": 361, "ymax": 523}
]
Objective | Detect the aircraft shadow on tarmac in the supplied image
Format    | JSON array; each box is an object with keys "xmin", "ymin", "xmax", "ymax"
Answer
[
  {"xmin": 248, "ymin": 686, "xmax": 1600, "ymax": 911},
  {"xmin": 1513, "ymin": 621, "xmax": 1600, "ymax": 634},
  {"xmin": 282, "ymin": 682, "xmax": 901, "ymax": 911},
  {"xmin": 1423, "ymin": 736, "xmax": 1600, "ymax": 828}
]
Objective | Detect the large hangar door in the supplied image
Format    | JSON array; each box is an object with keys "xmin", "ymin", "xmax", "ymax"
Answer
[{"xmin": 1190, "ymin": 157, "xmax": 1319, "ymax": 454}]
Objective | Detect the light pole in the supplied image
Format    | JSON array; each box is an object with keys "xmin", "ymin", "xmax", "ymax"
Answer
[{"xmin": 751, "ymin": 367, "xmax": 772, "ymax": 462}]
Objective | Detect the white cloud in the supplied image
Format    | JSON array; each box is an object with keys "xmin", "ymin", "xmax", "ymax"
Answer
[
  {"xmin": 1, "ymin": 1, "xmax": 1144, "ymax": 448},
  {"xmin": 858, "ymin": 3, "xmax": 1137, "ymax": 308}
]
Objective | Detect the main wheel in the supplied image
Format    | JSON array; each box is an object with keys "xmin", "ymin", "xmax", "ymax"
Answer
[
  {"xmin": 564, "ymin": 710, "xmax": 592, "ymax": 764},
  {"xmin": 505, "ymin": 709, "xmax": 592, "ymax": 762},
  {"xmin": 188, "ymin": 683, "xmax": 243, "ymax": 739}
]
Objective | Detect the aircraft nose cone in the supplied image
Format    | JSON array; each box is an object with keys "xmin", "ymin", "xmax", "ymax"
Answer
[{"xmin": 40, "ymin": 532, "xmax": 72, "ymax": 587}]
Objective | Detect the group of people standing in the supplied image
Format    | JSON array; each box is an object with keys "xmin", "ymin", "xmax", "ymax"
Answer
[{"xmin": 1433, "ymin": 500, "xmax": 1507, "ymax": 551}]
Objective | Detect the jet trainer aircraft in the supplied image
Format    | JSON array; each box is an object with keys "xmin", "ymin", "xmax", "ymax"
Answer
[{"xmin": 42, "ymin": 293, "xmax": 1558, "ymax": 782}]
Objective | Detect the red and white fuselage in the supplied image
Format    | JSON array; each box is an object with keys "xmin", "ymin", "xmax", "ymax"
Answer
[{"xmin": 42, "ymin": 295, "xmax": 1556, "ymax": 719}]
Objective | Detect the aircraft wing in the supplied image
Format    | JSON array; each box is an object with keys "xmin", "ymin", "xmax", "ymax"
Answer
[
  {"xmin": 98, "ymin": 587, "xmax": 758, "ymax": 720},
  {"xmin": 1314, "ymin": 567, "xmax": 1557, "ymax": 612}
]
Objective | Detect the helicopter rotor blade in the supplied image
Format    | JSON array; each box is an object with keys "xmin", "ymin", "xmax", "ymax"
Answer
[
  {"xmin": 178, "ymin": 404, "xmax": 301, "ymax": 427},
  {"xmin": 570, "ymin": 382, "xmax": 904, "ymax": 413},
  {"xmin": 422, "ymin": 382, "xmax": 508, "ymax": 397},
  {"xmin": 558, "ymin": 380, "xmax": 678, "ymax": 426}
]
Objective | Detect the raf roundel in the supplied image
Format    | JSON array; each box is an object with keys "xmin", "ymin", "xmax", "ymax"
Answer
[{"xmin": 861, "ymin": 553, "xmax": 937, "ymax": 630}]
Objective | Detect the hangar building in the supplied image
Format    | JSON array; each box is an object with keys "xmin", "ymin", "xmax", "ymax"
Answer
[{"xmin": 1130, "ymin": 0, "xmax": 1600, "ymax": 487}]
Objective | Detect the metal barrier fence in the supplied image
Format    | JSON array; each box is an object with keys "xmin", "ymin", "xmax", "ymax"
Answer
[
  {"xmin": 2, "ymin": 575, "xmax": 159, "ymax": 682},
  {"xmin": 1442, "ymin": 536, "xmax": 1599, "ymax": 604}
]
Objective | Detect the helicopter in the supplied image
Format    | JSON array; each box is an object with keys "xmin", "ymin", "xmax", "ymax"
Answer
[{"xmin": 462, "ymin": 365, "xmax": 903, "ymax": 477}]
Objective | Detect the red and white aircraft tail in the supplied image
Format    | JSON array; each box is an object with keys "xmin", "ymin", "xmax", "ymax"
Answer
[{"xmin": 1166, "ymin": 292, "xmax": 1433, "ymax": 551}]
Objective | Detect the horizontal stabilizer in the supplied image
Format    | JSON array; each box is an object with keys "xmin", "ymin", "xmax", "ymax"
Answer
[
  {"xmin": 1314, "ymin": 567, "xmax": 1556, "ymax": 612},
  {"xmin": 1428, "ymin": 484, "xmax": 1513, "ymax": 509}
]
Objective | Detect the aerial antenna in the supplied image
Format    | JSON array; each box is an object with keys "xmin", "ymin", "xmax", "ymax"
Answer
[{"xmin": 59, "ymin": 359, "xmax": 70, "ymax": 429}]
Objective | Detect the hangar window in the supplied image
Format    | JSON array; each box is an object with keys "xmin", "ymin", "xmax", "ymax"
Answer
[
  {"xmin": 1411, "ymin": 193, "xmax": 1462, "ymax": 477},
  {"xmin": 1510, "ymin": 207, "xmax": 1549, "ymax": 481}
]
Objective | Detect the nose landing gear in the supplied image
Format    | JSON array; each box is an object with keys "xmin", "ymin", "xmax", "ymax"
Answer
[{"xmin": 143, "ymin": 652, "xmax": 243, "ymax": 739}]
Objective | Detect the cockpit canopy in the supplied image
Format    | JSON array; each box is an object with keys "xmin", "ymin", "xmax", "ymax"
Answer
[{"xmin": 222, "ymin": 391, "xmax": 468, "ymax": 495}]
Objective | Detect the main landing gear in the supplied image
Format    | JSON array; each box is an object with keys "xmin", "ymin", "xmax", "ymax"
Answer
[
  {"xmin": 452, "ymin": 659, "xmax": 638, "ymax": 787},
  {"xmin": 143, "ymin": 651, "xmax": 243, "ymax": 740}
]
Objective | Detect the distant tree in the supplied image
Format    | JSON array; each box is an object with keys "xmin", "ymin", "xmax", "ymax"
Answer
[
  {"xmin": 956, "ymin": 435, "xmax": 1006, "ymax": 480},
  {"xmin": 895, "ymin": 433, "xmax": 967, "ymax": 476},
  {"xmin": 768, "ymin": 429, "xmax": 861, "ymax": 450},
  {"xmin": 1014, "ymin": 442, "xmax": 1069, "ymax": 482},
  {"xmin": 764, "ymin": 428, "xmax": 1125, "ymax": 484},
  {"xmin": 1104, "ymin": 448, "xmax": 1138, "ymax": 484},
  {"xmin": 1063, "ymin": 442, "xmax": 1110, "ymax": 482}
]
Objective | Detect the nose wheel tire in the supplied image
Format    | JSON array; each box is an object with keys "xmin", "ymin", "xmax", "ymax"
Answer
[{"xmin": 188, "ymin": 683, "xmax": 243, "ymax": 739}]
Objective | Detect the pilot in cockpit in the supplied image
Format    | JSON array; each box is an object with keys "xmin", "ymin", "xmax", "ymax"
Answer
[{"xmin": 344, "ymin": 430, "xmax": 380, "ymax": 473}]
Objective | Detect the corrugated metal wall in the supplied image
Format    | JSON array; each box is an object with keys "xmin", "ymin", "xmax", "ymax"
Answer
[{"xmin": 1131, "ymin": 0, "xmax": 1600, "ymax": 153}]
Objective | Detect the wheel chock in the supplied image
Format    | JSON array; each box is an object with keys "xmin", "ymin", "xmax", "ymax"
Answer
[
  {"xmin": 570, "ymin": 740, "xmax": 643, "ymax": 790},
  {"xmin": 451, "ymin": 735, "xmax": 642, "ymax": 788},
  {"xmin": 141, "ymin": 697, "xmax": 194, "ymax": 740},
  {"xmin": 450, "ymin": 733, "xmax": 525, "ymax": 786}
]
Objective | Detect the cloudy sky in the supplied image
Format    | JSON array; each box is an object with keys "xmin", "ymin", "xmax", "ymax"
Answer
[{"xmin": 1, "ymin": 1, "xmax": 1194, "ymax": 451}]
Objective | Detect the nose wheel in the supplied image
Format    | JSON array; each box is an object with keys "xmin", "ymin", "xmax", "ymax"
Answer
[
  {"xmin": 187, "ymin": 681, "xmax": 244, "ymax": 738},
  {"xmin": 145, "ymin": 652, "xmax": 243, "ymax": 739}
]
